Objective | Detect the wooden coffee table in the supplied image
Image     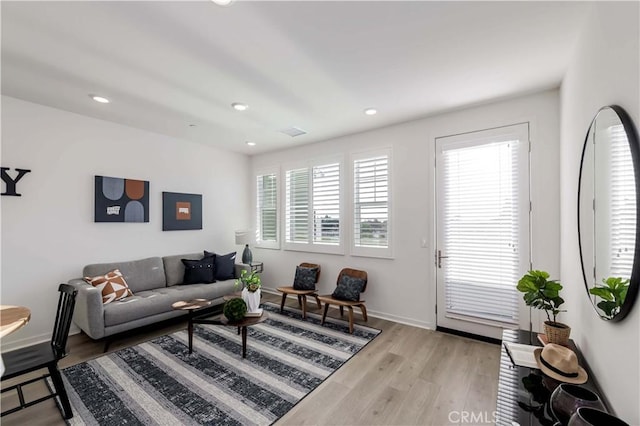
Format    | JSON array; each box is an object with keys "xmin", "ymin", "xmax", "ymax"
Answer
[
  {"xmin": 173, "ymin": 298, "xmax": 268, "ymax": 358},
  {"xmin": 219, "ymin": 313, "xmax": 268, "ymax": 358},
  {"xmin": 172, "ymin": 299, "xmax": 216, "ymax": 354}
]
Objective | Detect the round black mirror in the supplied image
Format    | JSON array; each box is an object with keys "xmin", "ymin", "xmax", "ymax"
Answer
[{"xmin": 578, "ymin": 105, "xmax": 640, "ymax": 321}]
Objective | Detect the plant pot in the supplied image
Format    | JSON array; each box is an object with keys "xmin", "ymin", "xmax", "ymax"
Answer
[
  {"xmin": 544, "ymin": 321, "xmax": 571, "ymax": 345},
  {"xmin": 242, "ymin": 287, "xmax": 261, "ymax": 313}
]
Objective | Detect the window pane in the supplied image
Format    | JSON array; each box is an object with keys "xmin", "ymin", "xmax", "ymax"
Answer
[
  {"xmin": 354, "ymin": 156, "xmax": 389, "ymax": 248},
  {"xmin": 442, "ymin": 141, "xmax": 520, "ymax": 324},
  {"xmin": 313, "ymin": 163, "xmax": 340, "ymax": 245},
  {"xmin": 286, "ymin": 168, "xmax": 309, "ymax": 243},
  {"xmin": 257, "ymin": 173, "xmax": 277, "ymax": 242}
]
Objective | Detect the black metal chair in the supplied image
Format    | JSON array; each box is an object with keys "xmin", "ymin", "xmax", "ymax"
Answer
[{"xmin": 1, "ymin": 283, "xmax": 78, "ymax": 419}]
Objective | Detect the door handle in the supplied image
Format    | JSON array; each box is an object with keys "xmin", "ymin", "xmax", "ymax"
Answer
[{"xmin": 437, "ymin": 250, "xmax": 448, "ymax": 269}]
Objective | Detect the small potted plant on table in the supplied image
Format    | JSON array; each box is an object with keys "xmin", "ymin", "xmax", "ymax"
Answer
[
  {"xmin": 236, "ymin": 270, "xmax": 262, "ymax": 314},
  {"xmin": 517, "ymin": 270, "xmax": 570, "ymax": 345}
]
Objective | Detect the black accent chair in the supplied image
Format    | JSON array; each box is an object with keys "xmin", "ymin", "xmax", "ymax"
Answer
[{"xmin": 1, "ymin": 284, "xmax": 78, "ymax": 420}]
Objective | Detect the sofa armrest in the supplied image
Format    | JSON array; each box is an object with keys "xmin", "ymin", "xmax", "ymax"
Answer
[
  {"xmin": 234, "ymin": 263, "xmax": 251, "ymax": 279},
  {"xmin": 68, "ymin": 278, "xmax": 105, "ymax": 339}
]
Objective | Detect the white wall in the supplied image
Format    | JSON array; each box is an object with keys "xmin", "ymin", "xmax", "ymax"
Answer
[
  {"xmin": 252, "ymin": 89, "xmax": 560, "ymax": 333},
  {"xmin": 1, "ymin": 96, "xmax": 251, "ymax": 349},
  {"xmin": 560, "ymin": 2, "xmax": 640, "ymax": 423}
]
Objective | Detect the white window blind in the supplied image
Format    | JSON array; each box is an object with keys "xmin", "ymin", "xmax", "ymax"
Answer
[
  {"xmin": 609, "ymin": 124, "xmax": 636, "ymax": 277},
  {"xmin": 285, "ymin": 168, "xmax": 309, "ymax": 243},
  {"xmin": 284, "ymin": 160, "xmax": 343, "ymax": 252},
  {"xmin": 312, "ymin": 163, "xmax": 340, "ymax": 245},
  {"xmin": 354, "ymin": 155, "xmax": 389, "ymax": 249},
  {"xmin": 442, "ymin": 140, "xmax": 520, "ymax": 325},
  {"xmin": 256, "ymin": 173, "xmax": 277, "ymax": 244}
]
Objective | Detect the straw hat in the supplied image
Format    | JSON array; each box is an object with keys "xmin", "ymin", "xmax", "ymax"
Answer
[{"xmin": 534, "ymin": 343, "xmax": 588, "ymax": 384}]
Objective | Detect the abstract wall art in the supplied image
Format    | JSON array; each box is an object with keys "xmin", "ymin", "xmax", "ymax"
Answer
[
  {"xmin": 162, "ymin": 192, "xmax": 202, "ymax": 231},
  {"xmin": 94, "ymin": 176, "xmax": 149, "ymax": 223}
]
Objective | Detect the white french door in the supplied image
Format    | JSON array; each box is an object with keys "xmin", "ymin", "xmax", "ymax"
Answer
[{"xmin": 435, "ymin": 123, "xmax": 530, "ymax": 340}]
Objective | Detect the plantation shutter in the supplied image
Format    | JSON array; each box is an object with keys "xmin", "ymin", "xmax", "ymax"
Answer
[
  {"xmin": 312, "ymin": 163, "xmax": 340, "ymax": 245},
  {"xmin": 442, "ymin": 140, "xmax": 521, "ymax": 325},
  {"xmin": 609, "ymin": 124, "xmax": 636, "ymax": 277},
  {"xmin": 256, "ymin": 173, "xmax": 277, "ymax": 242},
  {"xmin": 285, "ymin": 168, "xmax": 310, "ymax": 243},
  {"xmin": 354, "ymin": 155, "xmax": 389, "ymax": 248}
]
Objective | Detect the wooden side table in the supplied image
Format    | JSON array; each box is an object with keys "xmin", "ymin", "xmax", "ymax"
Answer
[
  {"xmin": 0, "ymin": 305, "xmax": 31, "ymax": 338},
  {"xmin": 249, "ymin": 262, "xmax": 263, "ymax": 273},
  {"xmin": 0, "ymin": 305, "xmax": 31, "ymax": 376}
]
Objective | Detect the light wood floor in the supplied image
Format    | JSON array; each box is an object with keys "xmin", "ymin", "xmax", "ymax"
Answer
[{"xmin": 1, "ymin": 293, "xmax": 500, "ymax": 426}]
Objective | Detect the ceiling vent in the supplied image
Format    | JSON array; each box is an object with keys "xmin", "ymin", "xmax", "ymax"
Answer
[{"xmin": 280, "ymin": 127, "xmax": 307, "ymax": 138}]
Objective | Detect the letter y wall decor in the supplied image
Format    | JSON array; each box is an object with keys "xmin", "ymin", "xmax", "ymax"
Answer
[{"xmin": 95, "ymin": 175, "xmax": 149, "ymax": 222}]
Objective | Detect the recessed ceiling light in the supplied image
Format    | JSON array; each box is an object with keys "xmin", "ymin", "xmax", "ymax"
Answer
[
  {"xmin": 90, "ymin": 95, "xmax": 110, "ymax": 104},
  {"xmin": 232, "ymin": 103, "xmax": 248, "ymax": 111},
  {"xmin": 364, "ymin": 108, "xmax": 377, "ymax": 116},
  {"xmin": 246, "ymin": 141, "xmax": 256, "ymax": 146},
  {"xmin": 211, "ymin": 0, "xmax": 234, "ymax": 5}
]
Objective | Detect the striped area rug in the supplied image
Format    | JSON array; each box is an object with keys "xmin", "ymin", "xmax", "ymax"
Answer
[{"xmin": 61, "ymin": 302, "xmax": 381, "ymax": 425}]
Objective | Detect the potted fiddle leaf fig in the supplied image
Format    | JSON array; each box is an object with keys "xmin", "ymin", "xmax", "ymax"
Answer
[
  {"xmin": 517, "ymin": 270, "xmax": 570, "ymax": 345},
  {"xmin": 589, "ymin": 277, "xmax": 629, "ymax": 320}
]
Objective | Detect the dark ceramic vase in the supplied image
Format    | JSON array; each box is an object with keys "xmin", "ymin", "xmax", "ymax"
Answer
[
  {"xmin": 242, "ymin": 244, "xmax": 253, "ymax": 264},
  {"xmin": 550, "ymin": 384, "xmax": 605, "ymax": 425},
  {"xmin": 568, "ymin": 407, "xmax": 629, "ymax": 426}
]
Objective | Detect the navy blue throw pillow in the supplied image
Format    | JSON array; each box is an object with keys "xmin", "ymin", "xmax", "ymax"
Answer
[
  {"xmin": 182, "ymin": 255, "xmax": 215, "ymax": 284},
  {"xmin": 332, "ymin": 274, "xmax": 366, "ymax": 302},
  {"xmin": 205, "ymin": 251, "xmax": 236, "ymax": 280},
  {"xmin": 293, "ymin": 266, "xmax": 319, "ymax": 290}
]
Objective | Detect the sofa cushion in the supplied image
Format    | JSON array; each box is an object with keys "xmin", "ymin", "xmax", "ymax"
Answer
[
  {"xmin": 103, "ymin": 281, "xmax": 237, "ymax": 327},
  {"xmin": 84, "ymin": 269, "xmax": 133, "ymax": 304},
  {"xmin": 83, "ymin": 257, "xmax": 165, "ymax": 293},
  {"xmin": 163, "ymin": 253, "xmax": 202, "ymax": 286},
  {"xmin": 182, "ymin": 255, "xmax": 215, "ymax": 284}
]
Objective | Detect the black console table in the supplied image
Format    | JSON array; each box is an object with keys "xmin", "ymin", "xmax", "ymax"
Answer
[{"xmin": 496, "ymin": 329, "xmax": 609, "ymax": 426}]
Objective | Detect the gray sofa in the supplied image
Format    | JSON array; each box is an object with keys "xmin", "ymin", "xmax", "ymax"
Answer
[{"xmin": 68, "ymin": 253, "xmax": 248, "ymax": 340}]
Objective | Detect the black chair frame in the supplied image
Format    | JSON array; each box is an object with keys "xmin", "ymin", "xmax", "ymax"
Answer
[{"xmin": 1, "ymin": 283, "xmax": 78, "ymax": 420}]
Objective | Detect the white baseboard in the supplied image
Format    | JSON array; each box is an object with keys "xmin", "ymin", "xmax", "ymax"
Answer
[
  {"xmin": 1, "ymin": 331, "xmax": 51, "ymax": 352},
  {"xmin": 262, "ymin": 287, "xmax": 435, "ymax": 330}
]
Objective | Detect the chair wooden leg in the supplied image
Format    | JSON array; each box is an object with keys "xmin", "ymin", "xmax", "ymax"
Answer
[
  {"xmin": 314, "ymin": 295, "xmax": 322, "ymax": 310},
  {"xmin": 301, "ymin": 295, "xmax": 307, "ymax": 319},
  {"xmin": 280, "ymin": 293, "xmax": 287, "ymax": 313},
  {"xmin": 322, "ymin": 303, "xmax": 330, "ymax": 325},
  {"xmin": 347, "ymin": 307, "xmax": 354, "ymax": 334},
  {"xmin": 297, "ymin": 295, "xmax": 303, "ymax": 308},
  {"xmin": 359, "ymin": 304, "xmax": 368, "ymax": 322},
  {"xmin": 339, "ymin": 306, "xmax": 344, "ymax": 316},
  {"xmin": 48, "ymin": 364, "xmax": 73, "ymax": 419}
]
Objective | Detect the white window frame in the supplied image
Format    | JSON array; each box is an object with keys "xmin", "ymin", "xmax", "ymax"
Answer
[
  {"xmin": 254, "ymin": 167, "xmax": 280, "ymax": 250},
  {"xmin": 350, "ymin": 148, "xmax": 393, "ymax": 258},
  {"xmin": 282, "ymin": 157, "xmax": 345, "ymax": 255}
]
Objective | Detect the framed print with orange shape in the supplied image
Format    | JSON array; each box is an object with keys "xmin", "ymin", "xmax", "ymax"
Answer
[
  {"xmin": 95, "ymin": 176, "xmax": 149, "ymax": 222},
  {"xmin": 162, "ymin": 192, "xmax": 202, "ymax": 231}
]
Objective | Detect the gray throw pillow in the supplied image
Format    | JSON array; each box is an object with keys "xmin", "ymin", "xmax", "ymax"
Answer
[
  {"xmin": 332, "ymin": 274, "xmax": 366, "ymax": 301},
  {"xmin": 293, "ymin": 266, "xmax": 319, "ymax": 290}
]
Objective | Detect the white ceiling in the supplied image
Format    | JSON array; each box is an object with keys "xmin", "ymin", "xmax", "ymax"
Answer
[{"xmin": 1, "ymin": 1, "xmax": 591, "ymax": 155}]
